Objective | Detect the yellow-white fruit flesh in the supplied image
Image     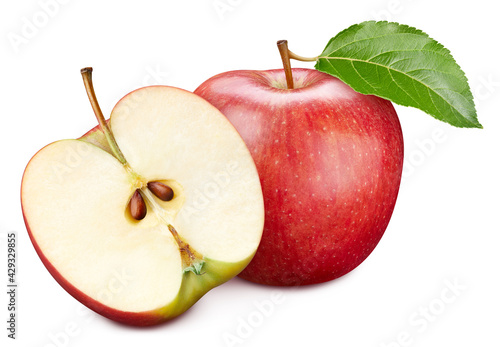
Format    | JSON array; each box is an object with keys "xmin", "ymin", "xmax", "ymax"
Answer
[{"xmin": 21, "ymin": 86, "xmax": 264, "ymax": 314}]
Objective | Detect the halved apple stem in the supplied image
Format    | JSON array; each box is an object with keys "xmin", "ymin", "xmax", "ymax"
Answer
[
  {"xmin": 276, "ymin": 40, "xmax": 319, "ymax": 89},
  {"xmin": 81, "ymin": 68, "xmax": 129, "ymax": 165}
]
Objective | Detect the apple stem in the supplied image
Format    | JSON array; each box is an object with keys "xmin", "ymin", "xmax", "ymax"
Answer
[
  {"xmin": 80, "ymin": 67, "xmax": 128, "ymax": 165},
  {"xmin": 277, "ymin": 41, "xmax": 319, "ymax": 89},
  {"xmin": 277, "ymin": 40, "xmax": 295, "ymax": 89}
]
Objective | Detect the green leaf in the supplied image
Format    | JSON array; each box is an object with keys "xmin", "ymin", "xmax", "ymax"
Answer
[{"xmin": 315, "ymin": 21, "xmax": 481, "ymax": 128}]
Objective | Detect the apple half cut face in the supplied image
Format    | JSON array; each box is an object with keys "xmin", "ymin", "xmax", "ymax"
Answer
[{"xmin": 21, "ymin": 86, "xmax": 264, "ymax": 326}]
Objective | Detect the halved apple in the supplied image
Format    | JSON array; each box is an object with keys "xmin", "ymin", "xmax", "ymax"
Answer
[{"xmin": 21, "ymin": 68, "xmax": 264, "ymax": 326}]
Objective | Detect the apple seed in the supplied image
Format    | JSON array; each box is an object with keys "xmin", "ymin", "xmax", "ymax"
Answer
[
  {"xmin": 147, "ymin": 181, "xmax": 174, "ymax": 201},
  {"xmin": 129, "ymin": 189, "xmax": 147, "ymax": 220}
]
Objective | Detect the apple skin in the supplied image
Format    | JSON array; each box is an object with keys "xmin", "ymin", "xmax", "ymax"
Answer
[{"xmin": 195, "ymin": 68, "xmax": 404, "ymax": 286}]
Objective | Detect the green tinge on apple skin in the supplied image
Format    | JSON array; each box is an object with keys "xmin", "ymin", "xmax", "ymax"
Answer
[{"xmin": 153, "ymin": 255, "xmax": 254, "ymax": 322}]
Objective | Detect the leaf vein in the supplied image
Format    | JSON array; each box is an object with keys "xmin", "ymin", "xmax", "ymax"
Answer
[
  {"xmin": 319, "ymin": 56, "xmax": 471, "ymax": 121},
  {"xmin": 366, "ymin": 49, "xmax": 451, "ymax": 62}
]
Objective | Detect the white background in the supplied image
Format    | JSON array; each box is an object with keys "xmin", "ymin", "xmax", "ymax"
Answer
[{"xmin": 1, "ymin": 0, "xmax": 499, "ymax": 346}]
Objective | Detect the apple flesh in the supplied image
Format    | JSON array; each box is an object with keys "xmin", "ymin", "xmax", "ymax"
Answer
[
  {"xmin": 21, "ymin": 85, "xmax": 264, "ymax": 325},
  {"xmin": 195, "ymin": 68, "xmax": 404, "ymax": 286}
]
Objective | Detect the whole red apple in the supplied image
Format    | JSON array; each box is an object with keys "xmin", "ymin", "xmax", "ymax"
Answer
[{"xmin": 195, "ymin": 68, "xmax": 403, "ymax": 286}]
